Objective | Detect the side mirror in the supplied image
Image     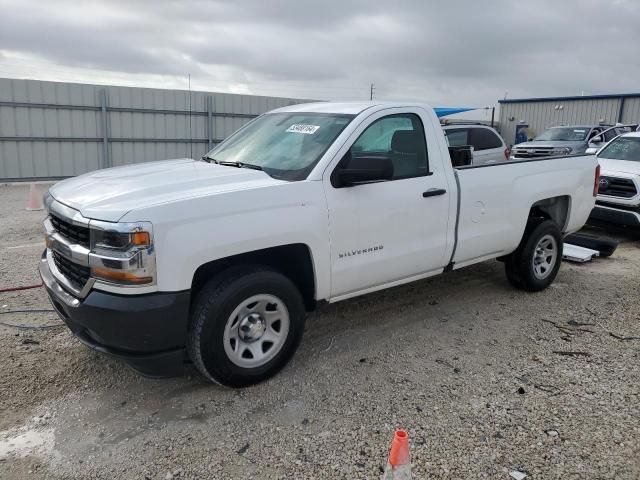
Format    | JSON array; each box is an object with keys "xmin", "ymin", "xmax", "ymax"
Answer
[
  {"xmin": 332, "ymin": 155, "xmax": 394, "ymax": 188},
  {"xmin": 449, "ymin": 146, "xmax": 473, "ymax": 167}
]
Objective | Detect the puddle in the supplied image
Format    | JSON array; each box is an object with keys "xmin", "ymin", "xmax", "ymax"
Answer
[{"xmin": 0, "ymin": 425, "xmax": 55, "ymax": 459}]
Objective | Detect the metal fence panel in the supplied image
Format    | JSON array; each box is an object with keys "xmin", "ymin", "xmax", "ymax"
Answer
[
  {"xmin": 0, "ymin": 78, "xmax": 309, "ymax": 180},
  {"xmin": 498, "ymin": 97, "xmax": 632, "ymax": 146},
  {"xmin": 621, "ymin": 97, "xmax": 640, "ymax": 124}
]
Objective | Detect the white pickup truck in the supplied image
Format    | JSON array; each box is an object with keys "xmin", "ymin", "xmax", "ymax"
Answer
[
  {"xmin": 40, "ymin": 102, "xmax": 599, "ymax": 387},
  {"xmin": 589, "ymin": 132, "xmax": 640, "ymax": 227}
]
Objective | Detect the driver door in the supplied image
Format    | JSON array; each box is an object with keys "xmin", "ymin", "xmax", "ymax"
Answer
[{"xmin": 323, "ymin": 109, "xmax": 451, "ymax": 299}]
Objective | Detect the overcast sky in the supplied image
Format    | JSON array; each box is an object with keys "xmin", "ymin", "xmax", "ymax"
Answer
[{"xmin": 1, "ymin": 0, "xmax": 639, "ymax": 118}]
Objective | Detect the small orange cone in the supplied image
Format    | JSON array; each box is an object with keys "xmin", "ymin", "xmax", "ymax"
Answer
[
  {"xmin": 382, "ymin": 429, "xmax": 412, "ymax": 479},
  {"xmin": 25, "ymin": 183, "xmax": 43, "ymax": 211}
]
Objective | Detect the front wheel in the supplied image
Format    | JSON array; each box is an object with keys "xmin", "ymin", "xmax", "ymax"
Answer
[
  {"xmin": 187, "ymin": 266, "xmax": 306, "ymax": 387},
  {"xmin": 505, "ymin": 219, "xmax": 563, "ymax": 292}
]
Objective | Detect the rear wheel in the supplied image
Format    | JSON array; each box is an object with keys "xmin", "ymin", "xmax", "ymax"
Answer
[
  {"xmin": 187, "ymin": 266, "xmax": 306, "ymax": 387},
  {"xmin": 505, "ymin": 219, "xmax": 563, "ymax": 292}
]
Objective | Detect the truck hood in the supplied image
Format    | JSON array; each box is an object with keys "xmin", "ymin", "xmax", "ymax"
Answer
[
  {"xmin": 514, "ymin": 140, "xmax": 586, "ymax": 149},
  {"xmin": 598, "ymin": 158, "xmax": 640, "ymax": 176},
  {"xmin": 49, "ymin": 159, "xmax": 284, "ymax": 222}
]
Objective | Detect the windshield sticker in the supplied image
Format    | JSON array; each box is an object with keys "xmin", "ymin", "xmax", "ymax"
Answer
[
  {"xmin": 573, "ymin": 129, "xmax": 586, "ymax": 133},
  {"xmin": 286, "ymin": 124, "xmax": 320, "ymax": 134}
]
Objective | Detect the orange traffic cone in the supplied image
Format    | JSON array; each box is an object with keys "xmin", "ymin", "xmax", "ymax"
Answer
[
  {"xmin": 25, "ymin": 183, "xmax": 43, "ymax": 211},
  {"xmin": 382, "ymin": 429, "xmax": 412, "ymax": 479}
]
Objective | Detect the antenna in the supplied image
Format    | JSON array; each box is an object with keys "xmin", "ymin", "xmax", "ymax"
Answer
[
  {"xmin": 370, "ymin": 83, "xmax": 375, "ymax": 101},
  {"xmin": 188, "ymin": 73, "xmax": 193, "ymax": 159}
]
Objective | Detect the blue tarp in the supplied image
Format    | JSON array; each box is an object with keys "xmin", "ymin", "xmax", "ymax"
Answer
[{"xmin": 433, "ymin": 107, "xmax": 476, "ymax": 118}]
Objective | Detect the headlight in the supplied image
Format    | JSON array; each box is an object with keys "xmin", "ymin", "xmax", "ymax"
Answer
[
  {"xmin": 551, "ymin": 147, "xmax": 572, "ymax": 156},
  {"xmin": 92, "ymin": 228, "xmax": 151, "ymax": 251},
  {"xmin": 88, "ymin": 221, "xmax": 156, "ymax": 286}
]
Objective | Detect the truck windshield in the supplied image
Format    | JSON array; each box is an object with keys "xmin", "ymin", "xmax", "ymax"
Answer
[
  {"xmin": 204, "ymin": 113, "xmax": 354, "ymax": 180},
  {"xmin": 534, "ymin": 127, "xmax": 589, "ymax": 142},
  {"xmin": 598, "ymin": 136, "xmax": 640, "ymax": 162}
]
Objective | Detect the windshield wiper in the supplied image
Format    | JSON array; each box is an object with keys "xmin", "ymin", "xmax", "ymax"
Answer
[
  {"xmin": 201, "ymin": 156, "xmax": 263, "ymax": 171},
  {"xmin": 201, "ymin": 155, "xmax": 218, "ymax": 163},
  {"xmin": 216, "ymin": 160, "xmax": 263, "ymax": 171}
]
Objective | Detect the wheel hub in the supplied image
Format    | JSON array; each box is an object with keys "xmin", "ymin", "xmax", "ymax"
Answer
[
  {"xmin": 223, "ymin": 293, "xmax": 291, "ymax": 369},
  {"xmin": 532, "ymin": 234, "xmax": 557, "ymax": 280},
  {"xmin": 237, "ymin": 313, "xmax": 266, "ymax": 342}
]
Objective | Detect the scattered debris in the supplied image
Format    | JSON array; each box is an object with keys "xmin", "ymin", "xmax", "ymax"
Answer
[
  {"xmin": 545, "ymin": 429, "xmax": 559, "ymax": 437},
  {"xmin": 540, "ymin": 318, "xmax": 596, "ymax": 339},
  {"xmin": 236, "ymin": 443, "xmax": 249, "ymax": 455},
  {"xmin": 510, "ymin": 470, "xmax": 527, "ymax": 480},
  {"xmin": 21, "ymin": 338, "xmax": 39, "ymax": 345},
  {"xmin": 516, "ymin": 375, "xmax": 557, "ymax": 393},
  {"xmin": 553, "ymin": 351, "xmax": 592, "ymax": 357},
  {"xmin": 517, "ymin": 387, "xmax": 526, "ymax": 395},
  {"xmin": 435, "ymin": 358, "xmax": 454, "ymax": 369},
  {"xmin": 567, "ymin": 320, "xmax": 595, "ymax": 327},
  {"xmin": 609, "ymin": 332, "xmax": 640, "ymax": 341},
  {"xmin": 533, "ymin": 384, "xmax": 557, "ymax": 393},
  {"xmin": 570, "ymin": 315, "xmax": 640, "ymax": 342},
  {"xmin": 321, "ymin": 335, "xmax": 336, "ymax": 352}
]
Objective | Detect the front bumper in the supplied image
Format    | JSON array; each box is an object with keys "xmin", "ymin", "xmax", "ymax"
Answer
[
  {"xmin": 39, "ymin": 252, "xmax": 191, "ymax": 377},
  {"xmin": 589, "ymin": 204, "xmax": 640, "ymax": 227}
]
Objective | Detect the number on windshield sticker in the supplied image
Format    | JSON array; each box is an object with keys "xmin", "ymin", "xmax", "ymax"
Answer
[{"xmin": 286, "ymin": 124, "xmax": 320, "ymax": 134}]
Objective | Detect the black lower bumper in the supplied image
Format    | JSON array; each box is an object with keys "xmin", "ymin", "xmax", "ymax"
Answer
[
  {"xmin": 39, "ymin": 253, "xmax": 191, "ymax": 377},
  {"xmin": 589, "ymin": 204, "xmax": 640, "ymax": 227}
]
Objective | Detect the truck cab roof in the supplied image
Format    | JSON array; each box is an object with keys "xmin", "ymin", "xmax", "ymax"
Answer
[{"xmin": 269, "ymin": 101, "xmax": 433, "ymax": 116}]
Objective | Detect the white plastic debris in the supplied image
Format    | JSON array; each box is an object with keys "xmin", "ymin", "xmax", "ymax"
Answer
[
  {"xmin": 510, "ymin": 471, "xmax": 527, "ymax": 480},
  {"xmin": 563, "ymin": 243, "xmax": 600, "ymax": 263}
]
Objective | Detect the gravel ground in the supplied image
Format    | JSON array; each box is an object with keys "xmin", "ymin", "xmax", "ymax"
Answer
[{"xmin": 0, "ymin": 183, "xmax": 639, "ymax": 479}]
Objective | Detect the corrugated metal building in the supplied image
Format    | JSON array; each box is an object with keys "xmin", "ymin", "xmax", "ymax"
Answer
[
  {"xmin": 0, "ymin": 78, "xmax": 310, "ymax": 181},
  {"xmin": 498, "ymin": 93, "xmax": 640, "ymax": 146}
]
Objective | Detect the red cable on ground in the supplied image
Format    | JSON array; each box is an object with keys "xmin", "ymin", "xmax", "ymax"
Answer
[{"xmin": 0, "ymin": 283, "xmax": 43, "ymax": 293}]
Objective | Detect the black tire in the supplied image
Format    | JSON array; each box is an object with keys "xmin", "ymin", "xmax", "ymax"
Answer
[
  {"xmin": 187, "ymin": 265, "xmax": 306, "ymax": 388},
  {"xmin": 505, "ymin": 219, "xmax": 563, "ymax": 292}
]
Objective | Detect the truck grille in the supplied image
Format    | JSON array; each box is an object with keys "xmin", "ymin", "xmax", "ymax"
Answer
[
  {"xmin": 598, "ymin": 176, "xmax": 638, "ymax": 198},
  {"xmin": 52, "ymin": 251, "xmax": 90, "ymax": 289},
  {"xmin": 511, "ymin": 147, "xmax": 554, "ymax": 159},
  {"xmin": 50, "ymin": 214, "xmax": 90, "ymax": 247}
]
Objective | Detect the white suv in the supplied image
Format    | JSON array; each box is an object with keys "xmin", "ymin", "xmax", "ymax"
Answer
[{"xmin": 443, "ymin": 124, "xmax": 508, "ymax": 165}]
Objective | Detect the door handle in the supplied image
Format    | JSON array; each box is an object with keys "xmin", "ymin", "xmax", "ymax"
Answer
[{"xmin": 422, "ymin": 188, "xmax": 447, "ymax": 198}]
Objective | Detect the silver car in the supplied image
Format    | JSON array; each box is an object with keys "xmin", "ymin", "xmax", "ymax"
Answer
[{"xmin": 511, "ymin": 125, "xmax": 607, "ymax": 159}]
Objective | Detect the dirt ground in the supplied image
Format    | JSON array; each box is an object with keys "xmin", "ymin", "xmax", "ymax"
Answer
[{"xmin": 0, "ymin": 183, "xmax": 639, "ymax": 480}]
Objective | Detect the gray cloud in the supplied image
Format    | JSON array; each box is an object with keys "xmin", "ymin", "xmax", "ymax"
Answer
[{"xmin": 0, "ymin": 0, "xmax": 639, "ymax": 107}]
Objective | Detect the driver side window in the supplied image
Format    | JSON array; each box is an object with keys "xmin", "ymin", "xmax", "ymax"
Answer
[
  {"xmin": 588, "ymin": 129, "xmax": 601, "ymax": 140},
  {"xmin": 350, "ymin": 114, "xmax": 429, "ymax": 180}
]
